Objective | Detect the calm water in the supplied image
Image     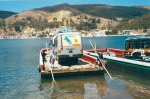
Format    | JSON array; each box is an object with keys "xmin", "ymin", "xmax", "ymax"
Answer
[{"xmin": 0, "ymin": 36, "xmax": 150, "ymax": 99}]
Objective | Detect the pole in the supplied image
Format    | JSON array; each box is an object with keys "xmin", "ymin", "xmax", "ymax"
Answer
[
  {"xmin": 46, "ymin": 43, "xmax": 55, "ymax": 81},
  {"xmin": 46, "ymin": 43, "xmax": 48, "ymax": 51},
  {"xmin": 50, "ymin": 63, "xmax": 55, "ymax": 81},
  {"xmin": 89, "ymin": 40, "xmax": 112, "ymax": 79}
]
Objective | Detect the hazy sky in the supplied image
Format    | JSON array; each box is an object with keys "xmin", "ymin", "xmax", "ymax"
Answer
[{"xmin": 0, "ymin": 0, "xmax": 150, "ymax": 12}]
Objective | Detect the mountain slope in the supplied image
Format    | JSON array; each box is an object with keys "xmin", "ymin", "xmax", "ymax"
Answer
[
  {"xmin": 0, "ymin": 10, "xmax": 17, "ymax": 19},
  {"xmin": 72, "ymin": 4, "xmax": 150, "ymax": 19},
  {"xmin": 36, "ymin": 4, "xmax": 150, "ymax": 20},
  {"xmin": 116, "ymin": 14, "xmax": 150, "ymax": 31},
  {"xmin": 35, "ymin": 3, "xmax": 83, "ymax": 16},
  {"xmin": 5, "ymin": 10, "xmax": 48, "ymax": 24}
]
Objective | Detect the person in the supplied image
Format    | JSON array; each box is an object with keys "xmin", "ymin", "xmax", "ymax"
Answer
[
  {"xmin": 42, "ymin": 51, "xmax": 46, "ymax": 64},
  {"xmin": 106, "ymin": 48, "xmax": 110, "ymax": 56},
  {"xmin": 95, "ymin": 51, "xmax": 103, "ymax": 67},
  {"xmin": 49, "ymin": 47, "xmax": 56, "ymax": 67}
]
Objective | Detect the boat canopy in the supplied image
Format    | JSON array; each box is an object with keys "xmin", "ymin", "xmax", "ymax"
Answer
[
  {"xmin": 126, "ymin": 35, "xmax": 150, "ymax": 40},
  {"xmin": 125, "ymin": 36, "xmax": 150, "ymax": 49}
]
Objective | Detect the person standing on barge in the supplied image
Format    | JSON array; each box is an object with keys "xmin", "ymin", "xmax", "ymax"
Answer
[
  {"xmin": 49, "ymin": 47, "xmax": 56, "ymax": 68},
  {"xmin": 95, "ymin": 51, "xmax": 104, "ymax": 67}
]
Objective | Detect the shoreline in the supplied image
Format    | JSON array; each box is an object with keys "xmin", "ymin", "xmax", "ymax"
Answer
[{"xmin": 0, "ymin": 34, "xmax": 146, "ymax": 40}]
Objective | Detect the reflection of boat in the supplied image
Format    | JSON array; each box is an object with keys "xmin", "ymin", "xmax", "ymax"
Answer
[
  {"xmin": 39, "ymin": 75, "xmax": 108, "ymax": 98},
  {"xmin": 38, "ymin": 48, "xmax": 106, "ymax": 78},
  {"xmin": 109, "ymin": 68, "xmax": 150, "ymax": 98}
]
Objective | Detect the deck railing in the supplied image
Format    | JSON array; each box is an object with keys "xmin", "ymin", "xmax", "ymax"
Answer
[{"xmin": 85, "ymin": 48, "xmax": 125, "ymax": 58}]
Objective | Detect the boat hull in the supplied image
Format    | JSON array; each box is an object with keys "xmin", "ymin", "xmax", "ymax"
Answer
[
  {"xmin": 105, "ymin": 57, "xmax": 150, "ymax": 78},
  {"xmin": 41, "ymin": 69, "xmax": 105, "ymax": 78},
  {"xmin": 84, "ymin": 49, "xmax": 150, "ymax": 78}
]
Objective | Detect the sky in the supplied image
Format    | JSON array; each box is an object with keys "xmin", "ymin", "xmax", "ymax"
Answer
[{"xmin": 0, "ymin": 0, "xmax": 150, "ymax": 13}]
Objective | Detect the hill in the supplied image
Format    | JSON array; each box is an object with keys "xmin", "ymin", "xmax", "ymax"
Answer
[
  {"xmin": 5, "ymin": 10, "xmax": 48, "ymax": 24},
  {"xmin": 36, "ymin": 4, "xmax": 150, "ymax": 20},
  {"xmin": 0, "ymin": 10, "xmax": 17, "ymax": 19},
  {"xmin": 116, "ymin": 14, "xmax": 150, "ymax": 32},
  {"xmin": 4, "ymin": 5, "xmax": 111, "ymax": 32},
  {"xmin": 35, "ymin": 3, "xmax": 83, "ymax": 16},
  {"xmin": 72, "ymin": 4, "xmax": 150, "ymax": 19},
  {"xmin": 0, "ymin": 3, "xmax": 150, "ymax": 37}
]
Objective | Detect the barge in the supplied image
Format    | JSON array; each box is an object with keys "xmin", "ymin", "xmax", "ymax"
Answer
[
  {"xmin": 38, "ymin": 28, "xmax": 107, "ymax": 78},
  {"xmin": 38, "ymin": 48, "xmax": 106, "ymax": 78}
]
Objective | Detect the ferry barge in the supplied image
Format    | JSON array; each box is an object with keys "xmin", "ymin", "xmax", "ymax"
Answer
[
  {"xmin": 38, "ymin": 28, "xmax": 106, "ymax": 78},
  {"xmin": 38, "ymin": 48, "xmax": 106, "ymax": 78}
]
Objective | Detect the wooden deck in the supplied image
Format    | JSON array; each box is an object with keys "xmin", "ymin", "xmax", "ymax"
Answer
[{"xmin": 40, "ymin": 51, "xmax": 105, "ymax": 77}]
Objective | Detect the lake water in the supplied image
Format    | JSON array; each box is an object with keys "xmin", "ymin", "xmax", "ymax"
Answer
[{"xmin": 0, "ymin": 36, "xmax": 150, "ymax": 99}]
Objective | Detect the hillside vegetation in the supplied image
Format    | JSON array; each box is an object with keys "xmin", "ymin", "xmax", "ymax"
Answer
[
  {"xmin": 36, "ymin": 4, "xmax": 150, "ymax": 19},
  {"xmin": 116, "ymin": 14, "xmax": 150, "ymax": 32},
  {"xmin": 0, "ymin": 10, "xmax": 17, "ymax": 19}
]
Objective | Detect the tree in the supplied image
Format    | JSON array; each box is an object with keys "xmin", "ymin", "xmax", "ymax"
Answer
[
  {"xmin": 0, "ymin": 20, "xmax": 6, "ymax": 28},
  {"xmin": 70, "ymin": 18, "xmax": 76, "ymax": 28},
  {"xmin": 14, "ymin": 25, "xmax": 21, "ymax": 32},
  {"xmin": 53, "ymin": 17, "xmax": 57, "ymax": 21},
  {"xmin": 97, "ymin": 18, "xmax": 100, "ymax": 23},
  {"xmin": 26, "ymin": 16, "xmax": 33, "ymax": 21},
  {"xmin": 14, "ymin": 15, "xmax": 18, "ymax": 18},
  {"xmin": 91, "ymin": 18, "xmax": 96, "ymax": 23},
  {"xmin": 84, "ymin": 15, "xmax": 88, "ymax": 20},
  {"xmin": 76, "ymin": 22, "xmax": 97, "ymax": 31},
  {"xmin": 111, "ymin": 29, "xmax": 118, "ymax": 35},
  {"xmin": 105, "ymin": 29, "xmax": 118, "ymax": 35}
]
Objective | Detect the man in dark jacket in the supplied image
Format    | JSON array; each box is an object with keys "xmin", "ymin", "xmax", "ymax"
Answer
[
  {"xmin": 42, "ymin": 51, "xmax": 46, "ymax": 64},
  {"xmin": 96, "ymin": 52, "xmax": 103, "ymax": 67}
]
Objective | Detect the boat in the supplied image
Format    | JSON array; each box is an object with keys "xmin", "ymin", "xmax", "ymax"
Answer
[
  {"xmin": 38, "ymin": 48, "xmax": 106, "ymax": 78},
  {"xmin": 124, "ymin": 36, "xmax": 150, "ymax": 62},
  {"xmin": 84, "ymin": 47, "xmax": 150, "ymax": 78}
]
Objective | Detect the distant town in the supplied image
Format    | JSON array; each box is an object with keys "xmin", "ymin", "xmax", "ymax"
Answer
[{"xmin": 0, "ymin": 28, "xmax": 150, "ymax": 39}]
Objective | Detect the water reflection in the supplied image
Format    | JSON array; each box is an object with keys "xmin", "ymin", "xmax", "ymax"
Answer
[
  {"xmin": 39, "ymin": 75, "xmax": 108, "ymax": 99},
  {"xmin": 107, "ymin": 67, "xmax": 150, "ymax": 99}
]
